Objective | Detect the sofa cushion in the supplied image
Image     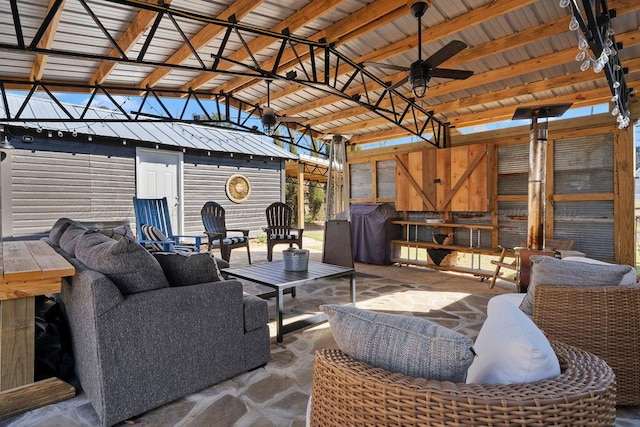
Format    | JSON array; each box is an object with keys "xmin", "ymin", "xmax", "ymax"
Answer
[
  {"xmin": 153, "ymin": 252, "xmax": 224, "ymax": 287},
  {"xmin": 466, "ymin": 293, "xmax": 560, "ymax": 385},
  {"xmin": 563, "ymin": 256, "xmax": 637, "ymax": 285},
  {"xmin": 58, "ymin": 221, "xmax": 89, "ymax": 256},
  {"xmin": 98, "ymin": 223, "xmax": 136, "ymax": 242},
  {"xmin": 320, "ymin": 304, "xmax": 475, "ymax": 382},
  {"xmin": 141, "ymin": 224, "xmax": 172, "ymax": 252},
  {"xmin": 76, "ymin": 231, "xmax": 170, "ymax": 295},
  {"xmin": 49, "ymin": 217, "xmax": 73, "ymax": 246},
  {"xmin": 519, "ymin": 255, "xmax": 634, "ymax": 315}
]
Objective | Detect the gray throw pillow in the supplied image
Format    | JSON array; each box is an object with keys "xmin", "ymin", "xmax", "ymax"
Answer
[
  {"xmin": 321, "ymin": 304, "xmax": 475, "ymax": 382},
  {"xmin": 98, "ymin": 223, "xmax": 136, "ymax": 241},
  {"xmin": 49, "ymin": 218, "xmax": 73, "ymax": 246},
  {"xmin": 58, "ymin": 221, "xmax": 89, "ymax": 256},
  {"xmin": 76, "ymin": 231, "xmax": 170, "ymax": 295},
  {"xmin": 153, "ymin": 252, "xmax": 224, "ymax": 287},
  {"xmin": 519, "ymin": 255, "xmax": 635, "ymax": 315}
]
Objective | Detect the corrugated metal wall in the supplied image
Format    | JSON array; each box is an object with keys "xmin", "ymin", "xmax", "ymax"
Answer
[
  {"xmin": 350, "ymin": 162, "xmax": 372, "ymax": 199},
  {"xmin": 8, "ymin": 139, "xmax": 284, "ymax": 239},
  {"xmin": 553, "ymin": 134, "xmax": 615, "ymax": 260},
  {"xmin": 376, "ymin": 160, "xmax": 395, "ymax": 199},
  {"xmin": 497, "ymin": 134, "xmax": 616, "ymax": 260}
]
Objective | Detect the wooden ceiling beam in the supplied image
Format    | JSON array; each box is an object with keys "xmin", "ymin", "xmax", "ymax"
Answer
[
  {"xmin": 349, "ymin": 80, "xmax": 638, "ymax": 146},
  {"xmin": 319, "ymin": 27, "xmax": 640, "ymax": 136},
  {"xmin": 203, "ymin": 0, "xmax": 408, "ymax": 96},
  {"xmin": 180, "ymin": 0, "xmax": 350, "ymax": 94},
  {"xmin": 282, "ymin": 0, "xmax": 638, "ymax": 120},
  {"xmin": 29, "ymin": 0, "xmax": 66, "ymax": 82},
  {"xmin": 138, "ymin": 0, "xmax": 262, "ymax": 89},
  {"xmin": 90, "ymin": 0, "xmax": 170, "ymax": 86}
]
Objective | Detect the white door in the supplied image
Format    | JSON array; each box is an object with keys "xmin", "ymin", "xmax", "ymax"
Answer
[{"xmin": 136, "ymin": 148, "xmax": 183, "ymax": 233}]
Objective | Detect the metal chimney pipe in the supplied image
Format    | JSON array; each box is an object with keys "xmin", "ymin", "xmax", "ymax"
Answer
[{"xmin": 527, "ymin": 117, "xmax": 547, "ymax": 249}]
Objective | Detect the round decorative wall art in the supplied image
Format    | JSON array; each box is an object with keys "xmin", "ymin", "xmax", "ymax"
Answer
[{"xmin": 226, "ymin": 174, "xmax": 251, "ymax": 203}]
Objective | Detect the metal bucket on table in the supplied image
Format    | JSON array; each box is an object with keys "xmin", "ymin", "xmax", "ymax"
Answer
[{"xmin": 282, "ymin": 248, "xmax": 309, "ymax": 271}]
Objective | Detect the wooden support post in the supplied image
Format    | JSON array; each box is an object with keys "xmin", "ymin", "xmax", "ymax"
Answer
[
  {"xmin": 297, "ymin": 163, "xmax": 304, "ymax": 230},
  {"xmin": 614, "ymin": 124, "xmax": 634, "ymax": 265}
]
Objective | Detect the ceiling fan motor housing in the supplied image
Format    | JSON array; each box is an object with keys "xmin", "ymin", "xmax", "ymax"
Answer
[{"xmin": 411, "ymin": 2, "xmax": 428, "ymax": 18}]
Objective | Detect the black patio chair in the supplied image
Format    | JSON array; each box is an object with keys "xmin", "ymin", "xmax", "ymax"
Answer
[
  {"xmin": 201, "ymin": 201, "xmax": 251, "ymax": 264},
  {"xmin": 263, "ymin": 202, "xmax": 303, "ymax": 262}
]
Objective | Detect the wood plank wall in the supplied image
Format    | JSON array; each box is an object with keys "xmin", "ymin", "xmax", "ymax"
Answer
[{"xmin": 347, "ymin": 112, "xmax": 636, "ymax": 265}]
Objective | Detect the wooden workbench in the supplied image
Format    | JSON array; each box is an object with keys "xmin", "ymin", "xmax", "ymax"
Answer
[{"xmin": 0, "ymin": 240, "xmax": 76, "ymax": 419}]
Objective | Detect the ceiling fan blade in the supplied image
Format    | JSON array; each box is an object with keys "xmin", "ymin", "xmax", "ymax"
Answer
[
  {"xmin": 362, "ymin": 61, "xmax": 409, "ymax": 72},
  {"xmin": 387, "ymin": 76, "xmax": 409, "ymax": 91},
  {"xmin": 429, "ymin": 68, "xmax": 473, "ymax": 80},
  {"xmin": 278, "ymin": 116, "xmax": 308, "ymax": 123},
  {"xmin": 424, "ymin": 40, "xmax": 468, "ymax": 68}
]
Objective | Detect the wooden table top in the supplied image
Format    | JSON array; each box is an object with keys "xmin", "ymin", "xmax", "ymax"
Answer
[
  {"xmin": 222, "ymin": 261, "xmax": 354, "ymax": 289},
  {"xmin": 0, "ymin": 240, "xmax": 75, "ymax": 301}
]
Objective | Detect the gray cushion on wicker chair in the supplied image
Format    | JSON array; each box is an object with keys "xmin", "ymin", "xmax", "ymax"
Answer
[
  {"xmin": 321, "ymin": 304, "xmax": 474, "ymax": 382},
  {"xmin": 309, "ymin": 341, "xmax": 616, "ymax": 426},
  {"xmin": 519, "ymin": 255, "xmax": 633, "ymax": 315}
]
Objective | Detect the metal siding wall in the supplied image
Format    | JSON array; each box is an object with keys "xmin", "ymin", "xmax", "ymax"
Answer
[
  {"xmin": 10, "ymin": 139, "xmax": 136, "ymax": 238},
  {"xmin": 498, "ymin": 144, "xmax": 528, "ymax": 195},
  {"xmin": 554, "ymin": 200, "xmax": 615, "ymax": 260},
  {"xmin": 554, "ymin": 135, "xmax": 614, "ymax": 194},
  {"xmin": 497, "ymin": 201, "xmax": 528, "ymax": 248},
  {"xmin": 376, "ymin": 159, "xmax": 395, "ymax": 199},
  {"xmin": 452, "ymin": 213, "xmax": 493, "ymax": 247},
  {"xmin": 349, "ymin": 163, "xmax": 372, "ymax": 199},
  {"xmin": 183, "ymin": 154, "xmax": 282, "ymax": 234}
]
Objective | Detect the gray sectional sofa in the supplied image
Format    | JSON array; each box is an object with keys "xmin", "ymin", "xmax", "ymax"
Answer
[{"xmin": 45, "ymin": 218, "xmax": 270, "ymax": 427}]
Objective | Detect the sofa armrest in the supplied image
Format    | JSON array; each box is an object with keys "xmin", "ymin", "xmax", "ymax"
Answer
[{"xmin": 243, "ymin": 293, "xmax": 268, "ymax": 332}]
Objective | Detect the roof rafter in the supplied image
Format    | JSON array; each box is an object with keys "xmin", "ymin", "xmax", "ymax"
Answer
[{"xmin": 29, "ymin": 0, "xmax": 66, "ymax": 82}]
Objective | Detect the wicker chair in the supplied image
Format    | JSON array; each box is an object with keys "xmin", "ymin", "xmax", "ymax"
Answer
[
  {"xmin": 534, "ymin": 284, "xmax": 640, "ymax": 405},
  {"xmin": 310, "ymin": 341, "xmax": 616, "ymax": 426}
]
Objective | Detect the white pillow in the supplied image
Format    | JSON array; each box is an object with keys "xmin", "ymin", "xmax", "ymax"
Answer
[
  {"xmin": 466, "ymin": 293, "xmax": 560, "ymax": 385},
  {"xmin": 564, "ymin": 256, "xmax": 637, "ymax": 285}
]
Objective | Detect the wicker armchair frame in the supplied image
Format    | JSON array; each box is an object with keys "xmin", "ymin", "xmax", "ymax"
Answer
[
  {"xmin": 310, "ymin": 341, "xmax": 615, "ymax": 426},
  {"xmin": 534, "ymin": 284, "xmax": 640, "ymax": 405}
]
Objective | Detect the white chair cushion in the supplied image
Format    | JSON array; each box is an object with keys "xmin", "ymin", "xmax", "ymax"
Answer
[{"xmin": 466, "ymin": 293, "xmax": 560, "ymax": 385}]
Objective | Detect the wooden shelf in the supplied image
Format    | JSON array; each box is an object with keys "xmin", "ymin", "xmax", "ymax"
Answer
[
  {"xmin": 391, "ymin": 221, "xmax": 496, "ymax": 230},
  {"xmin": 391, "ymin": 258, "xmax": 497, "ymax": 278},
  {"xmin": 391, "ymin": 240, "xmax": 501, "ymax": 256}
]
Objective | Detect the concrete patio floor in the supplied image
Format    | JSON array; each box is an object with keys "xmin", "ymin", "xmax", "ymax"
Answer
[{"xmin": 4, "ymin": 237, "xmax": 640, "ymax": 426}]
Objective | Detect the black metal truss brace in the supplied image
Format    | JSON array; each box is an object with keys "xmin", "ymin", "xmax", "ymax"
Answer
[
  {"xmin": 0, "ymin": 0, "xmax": 450, "ymax": 148},
  {"xmin": 0, "ymin": 79, "xmax": 329, "ymax": 156},
  {"xmin": 570, "ymin": 0, "xmax": 632, "ymax": 119}
]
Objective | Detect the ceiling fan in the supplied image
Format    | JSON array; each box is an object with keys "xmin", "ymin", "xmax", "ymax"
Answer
[
  {"xmin": 261, "ymin": 79, "xmax": 307, "ymax": 136},
  {"xmin": 363, "ymin": 2, "xmax": 473, "ymax": 98}
]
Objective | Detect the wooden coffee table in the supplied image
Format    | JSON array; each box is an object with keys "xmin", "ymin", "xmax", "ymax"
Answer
[{"xmin": 221, "ymin": 261, "xmax": 355, "ymax": 342}]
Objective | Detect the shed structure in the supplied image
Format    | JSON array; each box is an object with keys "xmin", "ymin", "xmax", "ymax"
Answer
[{"xmin": 0, "ymin": 95, "xmax": 298, "ymax": 239}]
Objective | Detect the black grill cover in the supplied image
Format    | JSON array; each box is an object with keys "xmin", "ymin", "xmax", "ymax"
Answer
[{"xmin": 350, "ymin": 203, "xmax": 402, "ymax": 265}]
